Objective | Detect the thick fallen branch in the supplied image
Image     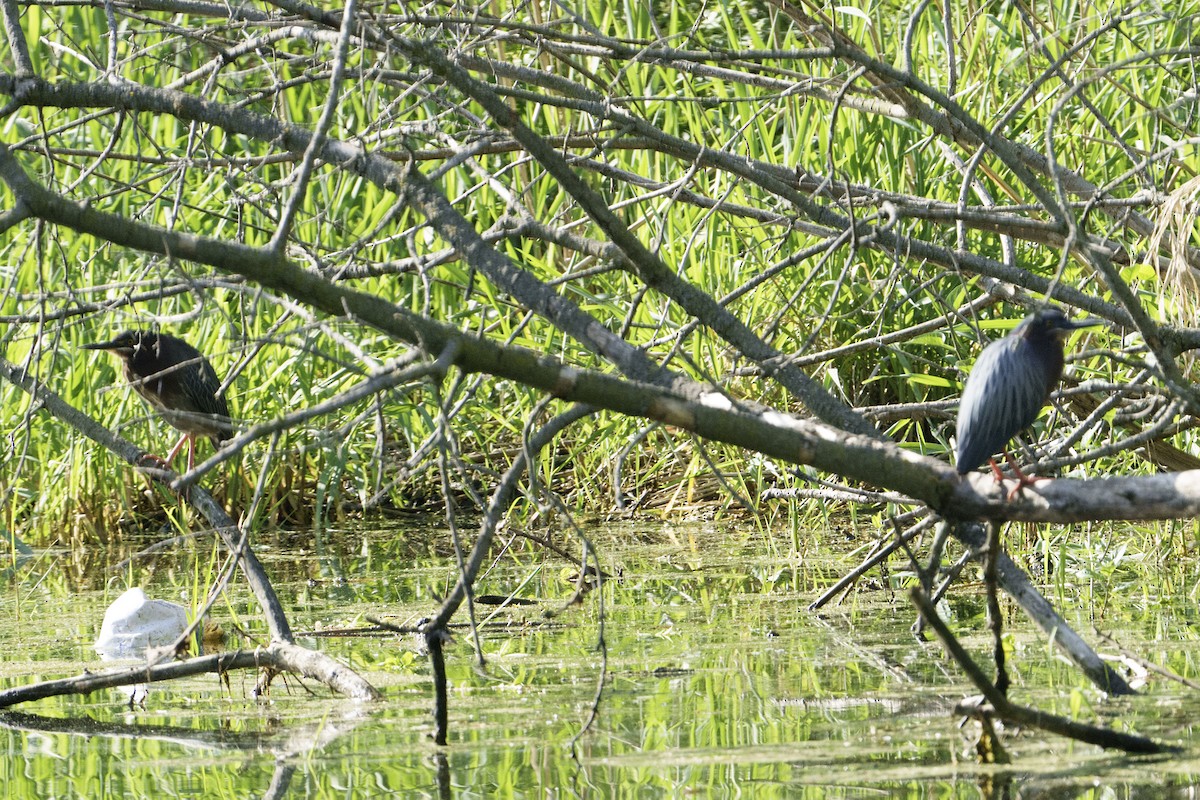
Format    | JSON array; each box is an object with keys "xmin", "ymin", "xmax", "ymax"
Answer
[
  {"xmin": 910, "ymin": 587, "xmax": 1171, "ymax": 754},
  {"xmin": 2, "ymin": 82, "xmax": 1200, "ymax": 523},
  {"xmin": 952, "ymin": 521, "xmax": 1131, "ymax": 695}
]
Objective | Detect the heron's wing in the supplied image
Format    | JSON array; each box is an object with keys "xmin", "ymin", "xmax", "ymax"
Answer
[
  {"xmin": 184, "ymin": 360, "xmax": 231, "ymax": 420},
  {"xmin": 955, "ymin": 337, "xmax": 1051, "ymax": 472},
  {"xmin": 177, "ymin": 359, "xmax": 234, "ymax": 444},
  {"xmin": 149, "ymin": 353, "xmax": 232, "ymax": 439}
]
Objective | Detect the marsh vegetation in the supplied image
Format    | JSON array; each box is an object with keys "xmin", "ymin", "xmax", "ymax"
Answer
[{"xmin": 2, "ymin": 0, "xmax": 1200, "ymax": 792}]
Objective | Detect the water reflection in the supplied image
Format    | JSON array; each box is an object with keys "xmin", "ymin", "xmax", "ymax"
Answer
[{"xmin": 0, "ymin": 521, "xmax": 1198, "ymax": 796}]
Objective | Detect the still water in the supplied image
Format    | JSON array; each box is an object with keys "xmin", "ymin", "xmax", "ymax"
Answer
[{"xmin": 2, "ymin": 519, "xmax": 1200, "ymax": 797}]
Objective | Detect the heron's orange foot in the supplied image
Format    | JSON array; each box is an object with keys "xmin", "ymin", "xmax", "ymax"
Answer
[
  {"xmin": 1000, "ymin": 451, "xmax": 1048, "ymax": 499},
  {"xmin": 136, "ymin": 452, "xmax": 173, "ymax": 470},
  {"xmin": 986, "ymin": 453, "xmax": 1047, "ymax": 500},
  {"xmin": 1003, "ymin": 473, "xmax": 1048, "ymax": 501}
]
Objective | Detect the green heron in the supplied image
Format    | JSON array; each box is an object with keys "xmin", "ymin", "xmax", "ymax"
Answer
[
  {"xmin": 955, "ymin": 308, "xmax": 1100, "ymax": 487},
  {"xmin": 82, "ymin": 330, "xmax": 233, "ymax": 469}
]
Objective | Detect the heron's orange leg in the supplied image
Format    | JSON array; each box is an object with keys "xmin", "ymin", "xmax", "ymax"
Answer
[
  {"xmin": 136, "ymin": 434, "xmax": 192, "ymax": 471},
  {"xmin": 165, "ymin": 434, "xmax": 189, "ymax": 466}
]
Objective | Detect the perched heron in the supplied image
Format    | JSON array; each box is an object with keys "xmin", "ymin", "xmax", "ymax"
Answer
[
  {"xmin": 82, "ymin": 330, "xmax": 233, "ymax": 469},
  {"xmin": 955, "ymin": 308, "xmax": 1100, "ymax": 488}
]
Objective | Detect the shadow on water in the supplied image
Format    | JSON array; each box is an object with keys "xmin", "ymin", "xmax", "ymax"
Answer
[{"xmin": 2, "ymin": 520, "xmax": 1200, "ymax": 797}]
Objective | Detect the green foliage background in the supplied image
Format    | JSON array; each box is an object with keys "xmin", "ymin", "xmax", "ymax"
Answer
[{"xmin": 0, "ymin": 1, "xmax": 1195, "ymax": 544}]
